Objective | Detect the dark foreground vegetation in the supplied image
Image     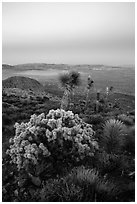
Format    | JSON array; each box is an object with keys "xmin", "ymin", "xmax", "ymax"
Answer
[{"xmin": 2, "ymin": 72, "xmax": 135, "ymax": 202}]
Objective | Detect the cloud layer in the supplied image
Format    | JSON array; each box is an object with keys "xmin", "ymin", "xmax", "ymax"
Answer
[{"xmin": 2, "ymin": 2, "xmax": 135, "ymax": 65}]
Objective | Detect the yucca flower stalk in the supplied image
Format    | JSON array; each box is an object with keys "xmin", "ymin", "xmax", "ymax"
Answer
[
  {"xmin": 105, "ymin": 86, "xmax": 114, "ymax": 103},
  {"xmin": 85, "ymin": 75, "xmax": 94, "ymax": 109},
  {"xmin": 95, "ymin": 90, "xmax": 101, "ymax": 113}
]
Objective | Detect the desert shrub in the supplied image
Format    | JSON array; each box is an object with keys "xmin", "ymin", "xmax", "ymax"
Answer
[
  {"xmin": 68, "ymin": 166, "xmax": 99, "ymax": 187},
  {"xmin": 2, "ymin": 114, "xmax": 11, "ymax": 126},
  {"xmin": 84, "ymin": 114, "xmax": 104, "ymax": 126},
  {"xmin": 9, "ymin": 112, "xmax": 25, "ymax": 122},
  {"xmin": 39, "ymin": 165, "xmax": 119, "ymax": 202},
  {"xmin": 129, "ymin": 115, "xmax": 135, "ymax": 123},
  {"xmin": 101, "ymin": 119, "xmax": 126, "ymax": 154},
  {"xmin": 94, "ymin": 150, "xmax": 131, "ymax": 176},
  {"xmin": 4, "ymin": 107, "xmax": 15, "ymax": 115},
  {"xmin": 35, "ymin": 108, "xmax": 46, "ymax": 114},
  {"xmin": 66, "ymin": 166, "xmax": 118, "ymax": 202},
  {"xmin": 117, "ymin": 114, "xmax": 134, "ymax": 126},
  {"xmin": 78, "ymin": 159, "xmax": 134, "ymax": 201},
  {"xmin": 39, "ymin": 164, "xmax": 135, "ymax": 202},
  {"xmin": 43, "ymin": 96, "xmax": 49, "ymax": 101},
  {"xmin": 92, "ymin": 101, "xmax": 105, "ymax": 113},
  {"xmin": 124, "ymin": 126, "xmax": 135, "ymax": 155},
  {"xmin": 6, "ymin": 109, "xmax": 98, "ymax": 180},
  {"xmin": 72, "ymin": 100, "xmax": 86, "ymax": 114},
  {"xmin": 43, "ymin": 101, "xmax": 60, "ymax": 113},
  {"xmin": 14, "ymin": 112, "xmax": 30, "ymax": 121},
  {"xmin": 35, "ymin": 104, "xmax": 46, "ymax": 109},
  {"xmin": 6, "ymin": 96, "xmax": 19, "ymax": 104},
  {"xmin": 128, "ymin": 109, "xmax": 135, "ymax": 116},
  {"xmin": 40, "ymin": 177, "xmax": 82, "ymax": 202}
]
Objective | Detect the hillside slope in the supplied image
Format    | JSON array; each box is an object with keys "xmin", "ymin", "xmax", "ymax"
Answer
[
  {"xmin": 2, "ymin": 64, "xmax": 14, "ymax": 69},
  {"xmin": 2, "ymin": 76, "xmax": 45, "ymax": 92}
]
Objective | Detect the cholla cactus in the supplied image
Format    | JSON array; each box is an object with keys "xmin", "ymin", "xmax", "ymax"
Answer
[
  {"xmin": 102, "ymin": 119, "xmax": 126, "ymax": 154},
  {"xmin": 7, "ymin": 109, "xmax": 98, "ymax": 175}
]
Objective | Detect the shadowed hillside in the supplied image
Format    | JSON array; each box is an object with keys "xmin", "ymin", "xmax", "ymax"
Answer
[
  {"xmin": 2, "ymin": 64, "xmax": 14, "ymax": 69},
  {"xmin": 2, "ymin": 76, "xmax": 45, "ymax": 92}
]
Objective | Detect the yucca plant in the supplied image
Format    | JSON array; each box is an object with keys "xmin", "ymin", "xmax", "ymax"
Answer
[
  {"xmin": 59, "ymin": 71, "xmax": 81, "ymax": 110},
  {"xmin": 67, "ymin": 166, "xmax": 118, "ymax": 201},
  {"xmin": 101, "ymin": 119, "xmax": 126, "ymax": 154}
]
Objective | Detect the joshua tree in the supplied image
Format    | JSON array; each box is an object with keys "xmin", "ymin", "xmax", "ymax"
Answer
[{"xmin": 59, "ymin": 71, "xmax": 81, "ymax": 110}]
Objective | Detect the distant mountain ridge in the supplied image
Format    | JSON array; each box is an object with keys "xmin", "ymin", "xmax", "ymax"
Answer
[
  {"xmin": 2, "ymin": 64, "xmax": 14, "ymax": 69},
  {"xmin": 2, "ymin": 76, "xmax": 45, "ymax": 92},
  {"xmin": 2, "ymin": 63, "xmax": 134, "ymax": 68}
]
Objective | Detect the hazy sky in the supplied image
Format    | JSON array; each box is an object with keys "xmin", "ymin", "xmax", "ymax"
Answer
[{"xmin": 2, "ymin": 2, "xmax": 135, "ymax": 65}]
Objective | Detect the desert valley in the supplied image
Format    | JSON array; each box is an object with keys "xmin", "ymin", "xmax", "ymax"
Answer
[{"xmin": 2, "ymin": 63, "xmax": 135, "ymax": 202}]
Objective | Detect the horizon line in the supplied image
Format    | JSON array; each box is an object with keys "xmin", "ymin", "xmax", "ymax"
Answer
[{"xmin": 2, "ymin": 62, "xmax": 135, "ymax": 67}]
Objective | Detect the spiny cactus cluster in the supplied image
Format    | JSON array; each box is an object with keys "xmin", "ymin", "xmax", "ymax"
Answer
[{"xmin": 6, "ymin": 109, "xmax": 98, "ymax": 173}]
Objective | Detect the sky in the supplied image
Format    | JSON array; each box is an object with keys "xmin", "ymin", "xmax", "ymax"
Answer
[{"xmin": 2, "ymin": 2, "xmax": 135, "ymax": 66}]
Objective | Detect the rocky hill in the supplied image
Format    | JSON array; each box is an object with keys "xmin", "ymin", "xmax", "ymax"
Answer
[{"xmin": 2, "ymin": 76, "xmax": 45, "ymax": 92}]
